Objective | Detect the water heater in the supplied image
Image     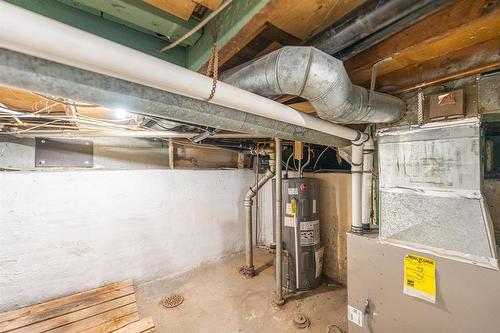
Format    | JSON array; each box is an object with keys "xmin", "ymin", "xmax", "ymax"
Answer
[{"xmin": 280, "ymin": 177, "xmax": 323, "ymax": 291}]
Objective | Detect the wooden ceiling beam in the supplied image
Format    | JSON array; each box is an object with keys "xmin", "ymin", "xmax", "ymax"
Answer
[
  {"xmin": 379, "ymin": 37, "xmax": 500, "ymax": 94},
  {"xmin": 143, "ymin": 0, "xmax": 196, "ymax": 21},
  {"xmin": 193, "ymin": 0, "xmax": 224, "ymax": 11},
  {"xmin": 345, "ymin": 0, "xmax": 500, "ymax": 86},
  {"xmin": 288, "ymin": 101, "xmax": 315, "ymax": 114},
  {"xmin": 201, "ymin": 0, "xmax": 370, "ymax": 73}
]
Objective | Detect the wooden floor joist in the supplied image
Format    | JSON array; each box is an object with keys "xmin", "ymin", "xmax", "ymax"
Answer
[
  {"xmin": 345, "ymin": 0, "xmax": 500, "ymax": 87},
  {"xmin": 0, "ymin": 280, "xmax": 155, "ymax": 333}
]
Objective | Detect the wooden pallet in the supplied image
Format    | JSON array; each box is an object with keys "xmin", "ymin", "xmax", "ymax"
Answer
[{"xmin": 0, "ymin": 280, "xmax": 155, "ymax": 333}]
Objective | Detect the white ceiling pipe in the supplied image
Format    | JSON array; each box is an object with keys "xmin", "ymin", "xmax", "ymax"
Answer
[
  {"xmin": 351, "ymin": 143, "xmax": 364, "ymax": 233},
  {"xmin": 8, "ymin": 130, "xmax": 268, "ymax": 139},
  {"xmin": 0, "ymin": 1, "xmax": 363, "ymax": 143},
  {"xmin": 362, "ymin": 135, "xmax": 374, "ymax": 230}
]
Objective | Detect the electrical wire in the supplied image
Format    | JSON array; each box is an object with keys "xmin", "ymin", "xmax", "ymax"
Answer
[
  {"xmin": 312, "ymin": 146, "xmax": 335, "ymax": 171},
  {"xmin": 34, "ymin": 93, "xmax": 101, "ymax": 108},
  {"xmin": 1, "ymin": 120, "xmax": 67, "ymax": 134},
  {"xmin": 285, "ymin": 152, "xmax": 295, "ymax": 176},
  {"xmin": 159, "ymin": 0, "xmax": 233, "ymax": 52}
]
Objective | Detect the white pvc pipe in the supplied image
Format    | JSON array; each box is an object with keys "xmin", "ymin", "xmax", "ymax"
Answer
[
  {"xmin": 0, "ymin": 2, "xmax": 361, "ymax": 142},
  {"xmin": 362, "ymin": 136, "xmax": 374, "ymax": 229},
  {"xmin": 351, "ymin": 143, "xmax": 364, "ymax": 233},
  {"xmin": 10, "ymin": 130, "xmax": 268, "ymax": 139},
  {"xmin": 159, "ymin": 0, "xmax": 233, "ymax": 52}
]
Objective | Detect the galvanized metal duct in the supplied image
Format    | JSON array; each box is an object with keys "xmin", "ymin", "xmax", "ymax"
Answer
[
  {"xmin": 310, "ymin": 0, "xmax": 441, "ymax": 56},
  {"xmin": 222, "ymin": 46, "xmax": 404, "ymax": 124},
  {"xmin": 0, "ymin": 48, "xmax": 350, "ymax": 147},
  {"xmin": 334, "ymin": 0, "xmax": 452, "ymax": 60}
]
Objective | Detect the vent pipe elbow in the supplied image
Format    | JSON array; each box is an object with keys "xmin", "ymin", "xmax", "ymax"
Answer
[{"xmin": 222, "ymin": 46, "xmax": 404, "ymax": 124}]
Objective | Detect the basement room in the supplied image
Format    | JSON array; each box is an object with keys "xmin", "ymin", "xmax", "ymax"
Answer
[{"xmin": 0, "ymin": 0, "xmax": 499, "ymax": 332}]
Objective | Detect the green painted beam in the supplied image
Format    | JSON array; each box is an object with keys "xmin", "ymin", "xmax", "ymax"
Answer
[
  {"xmin": 6, "ymin": 0, "xmax": 185, "ymax": 66},
  {"xmin": 187, "ymin": 0, "xmax": 270, "ymax": 71},
  {"xmin": 58, "ymin": 0, "xmax": 202, "ymax": 47}
]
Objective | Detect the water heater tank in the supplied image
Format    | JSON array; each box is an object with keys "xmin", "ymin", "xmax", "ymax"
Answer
[{"xmin": 280, "ymin": 178, "xmax": 323, "ymax": 291}]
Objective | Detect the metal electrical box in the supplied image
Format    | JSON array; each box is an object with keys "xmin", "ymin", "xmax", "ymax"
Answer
[{"xmin": 280, "ymin": 178, "xmax": 323, "ymax": 291}]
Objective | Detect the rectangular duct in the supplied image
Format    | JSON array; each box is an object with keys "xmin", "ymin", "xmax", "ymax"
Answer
[{"xmin": 377, "ymin": 119, "xmax": 498, "ymax": 268}]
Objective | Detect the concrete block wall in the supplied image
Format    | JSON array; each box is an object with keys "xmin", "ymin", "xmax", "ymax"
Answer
[{"xmin": 0, "ymin": 168, "xmax": 254, "ymax": 311}]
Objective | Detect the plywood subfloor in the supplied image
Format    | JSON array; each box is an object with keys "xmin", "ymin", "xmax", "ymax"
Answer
[{"xmin": 135, "ymin": 249, "xmax": 347, "ymax": 333}]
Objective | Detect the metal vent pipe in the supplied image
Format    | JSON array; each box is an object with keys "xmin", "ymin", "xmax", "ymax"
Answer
[
  {"xmin": 0, "ymin": 48, "xmax": 350, "ymax": 148},
  {"xmin": 310, "ymin": 0, "xmax": 442, "ymax": 56},
  {"xmin": 222, "ymin": 47, "xmax": 404, "ymax": 124},
  {"xmin": 243, "ymin": 147, "xmax": 276, "ymax": 277},
  {"xmin": 0, "ymin": 2, "xmax": 363, "ymax": 144}
]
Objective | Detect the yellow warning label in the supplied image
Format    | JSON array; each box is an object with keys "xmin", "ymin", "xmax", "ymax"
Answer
[
  {"xmin": 290, "ymin": 198, "xmax": 297, "ymax": 216},
  {"xmin": 403, "ymin": 253, "xmax": 436, "ymax": 303}
]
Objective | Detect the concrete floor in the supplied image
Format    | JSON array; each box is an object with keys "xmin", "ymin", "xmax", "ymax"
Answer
[{"xmin": 136, "ymin": 249, "xmax": 347, "ymax": 333}]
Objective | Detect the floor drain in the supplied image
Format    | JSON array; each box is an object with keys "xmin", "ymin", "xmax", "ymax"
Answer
[
  {"xmin": 161, "ymin": 294, "xmax": 184, "ymax": 309},
  {"xmin": 327, "ymin": 324, "xmax": 344, "ymax": 333},
  {"xmin": 293, "ymin": 314, "xmax": 310, "ymax": 329}
]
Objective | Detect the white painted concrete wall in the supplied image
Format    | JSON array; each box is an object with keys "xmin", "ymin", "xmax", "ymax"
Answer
[
  {"xmin": 0, "ymin": 169, "xmax": 254, "ymax": 311},
  {"xmin": 256, "ymin": 181, "xmax": 274, "ymax": 246}
]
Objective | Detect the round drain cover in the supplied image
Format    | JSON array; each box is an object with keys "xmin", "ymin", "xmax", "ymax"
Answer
[
  {"xmin": 293, "ymin": 314, "xmax": 310, "ymax": 329},
  {"xmin": 327, "ymin": 325, "xmax": 344, "ymax": 333},
  {"xmin": 161, "ymin": 294, "xmax": 184, "ymax": 309}
]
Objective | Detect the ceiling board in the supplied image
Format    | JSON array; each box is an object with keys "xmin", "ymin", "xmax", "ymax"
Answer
[
  {"xmin": 345, "ymin": 0, "xmax": 500, "ymax": 86},
  {"xmin": 61, "ymin": 0, "xmax": 201, "ymax": 46},
  {"xmin": 187, "ymin": 0, "xmax": 270, "ymax": 70},
  {"xmin": 203, "ymin": 0, "xmax": 369, "ymax": 72},
  {"xmin": 0, "ymin": 86, "xmax": 120, "ymax": 121},
  {"xmin": 288, "ymin": 101, "xmax": 315, "ymax": 113},
  {"xmin": 7, "ymin": 0, "xmax": 186, "ymax": 66},
  {"xmin": 378, "ymin": 37, "xmax": 500, "ymax": 93},
  {"xmin": 220, "ymin": 23, "xmax": 300, "ymax": 71},
  {"xmin": 194, "ymin": 0, "xmax": 223, "ymax": 11},
  {"xmin": 268, "ymin": 0, "xmax": 368, "ymax": 41},
  {"xmin": 0, "ymin": 86, "xmax": 66, "ymax": 114},
  {"xmin": 143, "ymin": 0, "xmax": 196, "ymax": 20}
]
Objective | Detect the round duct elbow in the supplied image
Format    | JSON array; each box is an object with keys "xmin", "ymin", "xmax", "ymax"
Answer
[{"xmin": 222, "ymin": 46, "xmax": 405, "ymax": 124}]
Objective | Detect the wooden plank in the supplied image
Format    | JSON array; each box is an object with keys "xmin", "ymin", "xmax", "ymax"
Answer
[
  {"xmin": 269, "ymin": 0, "xmax": 370, "ymax": 40},
  {"xmin": 345, "ymin": 0, "xmax": 500, "ymax": 85},
  {"xmin": 200, "ymin": 0, "xmax": 369, "ymax": 72},
  {"xmin": 0, "ymin": 286, "xmax": 135, "ymax": 332},
  {"xmin": 80, "ymin": 313, "xmax": 141, "ymax": 333},
  {"xmin": 256, "ymin": 41, "xmax": 282, "ymax": 57},
  {"xmin": 259, "ymin": 23, "xmax": 301, "ymax": 46},
  {"xmin": 377, "ymin": 37, "xmax": 500, "ymax": 93},
  {"xmin": 193, "ymin": 0, "xmax": 223, "ymax": 10},
  {"xmin": 199, "ymin": 20, "xmax": 267, "ymax": 73},
  {"xmin": 289, "ymin": 101, "xmax": 315, "ymax": 113},
  {"xmin": 0, "ymin": 280, "xmax": 133, "ymax": 324},
  {"xmin": 143, "ymin": 0, "xmax": 196, "ymax": 20},
  {"xmin": 0, "ymin": 86, "xmax": 67, "ymax": 114},
  {"xmin": 274, "ymin": 94, "xmax": 295, "ymax": 104},
  {"xmin": 46, "ymin": 304, "xmax": 138, "ymax": 333},
  {"xmin": 113, "ymin": 317, "xmax": 155, "ymax": 333},
  {"xmin": 10, "ymin": 296, "xmax": 137, "ymax": 333}
]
